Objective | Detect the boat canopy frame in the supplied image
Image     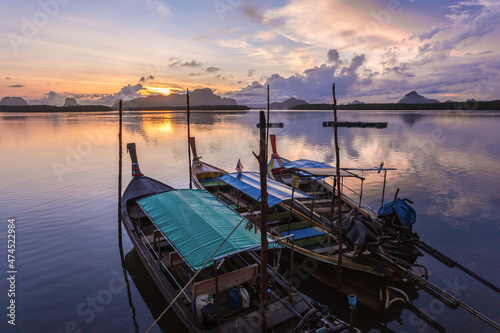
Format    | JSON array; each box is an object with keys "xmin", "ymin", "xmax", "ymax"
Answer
[{"xmin": 281, "ymin": 159, "xmax": 398, "ymax": 208}]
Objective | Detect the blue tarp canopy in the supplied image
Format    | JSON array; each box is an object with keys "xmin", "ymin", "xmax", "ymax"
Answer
[
  {"xmin": 218, "ymin": 172, "xmax": 312, "ymax": 207},
  {"xmin": 377, "ymin": 198, "xmax": 416, "ymax": 227},
  {"xmin": 282, "ymin": 159, "xmax": 333, "ymax": 170},
  {"xmin": 137, "ymin": 190, "xmax": 269, "ymax": 271},
  {"xmin": 282, "ymin": 159, "xmax": 362, "ymax": 179}
]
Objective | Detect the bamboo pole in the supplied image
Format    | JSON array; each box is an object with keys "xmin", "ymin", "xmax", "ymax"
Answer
[
  {"xmin": 332, "ymin": 84, "xmax": 343, "ymax": 288},
  {"xmin": 187, "ymin": 89, "xmax": 192, "ymax": 189}
]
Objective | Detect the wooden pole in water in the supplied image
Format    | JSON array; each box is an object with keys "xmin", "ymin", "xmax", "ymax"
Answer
[
  {"xmin": 187, "ymin": 89, "xmax": 192, "ymax": 189},
  {"xmin": 332, "ymin": 84, "xmax": 343, "ymax": 288},
  {"xmin": 118, "ymin": 100, "xmax": 123, "ymax": 218},
  {"xmin": 117, "ymin": 101, "xmax": 140, "ymax": 332},
  {"xmin": 255, "ymin": 110, "xmax": 268, "ymax": 332},
  {"xmin": 266, "ymin": 85, "xmax": 270, "ymax": 161}
]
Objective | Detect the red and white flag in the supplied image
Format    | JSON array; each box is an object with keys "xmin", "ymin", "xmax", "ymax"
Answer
[{"xmin": 235, "ymin": 159, "xmax": 244, "ymax": 173}]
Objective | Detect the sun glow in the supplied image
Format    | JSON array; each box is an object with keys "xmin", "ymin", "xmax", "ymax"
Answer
[
  {"xmin": 142, "ymin": 118, "xmax": 174, "ymax": 136},
  {"xmin": 144, "ymin": 86, "xmax": 172, "ymax": 95}
]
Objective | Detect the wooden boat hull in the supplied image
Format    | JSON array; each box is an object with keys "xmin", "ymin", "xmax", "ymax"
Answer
[
  {"xmin": 121, "ymin": 179, "xmax": 203, "ymax": 332},
  {"xmin": 276, "ymin": 245, "xmax": 401, "ymax": 311}
]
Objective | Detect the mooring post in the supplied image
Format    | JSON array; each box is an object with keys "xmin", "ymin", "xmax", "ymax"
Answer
[
  {"xmin": 118, "ymin": 99, "xmax": 123, "ymax": 226},
  {"xmin": 333, "ymin": 83, "xmax": 343, "ymax": 289},
  {"xmin": 256, "ymin": 110, "xmax": 269, "ymax": 332},
  {"xmin": 348, "ymin": 294, "xmax": 357, "ymax": 333},
  {"xmin": 381, "ymin": 169, "xmax": 387, "ymax": 205},
  {"xmin": 187, "ymin": 89, "xmax": 192, "ymax": 189}
]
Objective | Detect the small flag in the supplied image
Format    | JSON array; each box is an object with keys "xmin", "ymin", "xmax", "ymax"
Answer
[{"xmin": 236, "ymin": 159, "xmax": 244, "ymax": 173}]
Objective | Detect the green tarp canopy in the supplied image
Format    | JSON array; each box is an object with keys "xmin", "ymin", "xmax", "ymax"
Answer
[{"xmin": 137, "ymin": 190, "xmax": 267, "ymax": 271}]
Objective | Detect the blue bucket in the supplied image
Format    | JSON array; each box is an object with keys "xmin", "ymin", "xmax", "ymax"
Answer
[{"xmin": 226, "ymin": 288, "xmax": 241, "ymax": 309}]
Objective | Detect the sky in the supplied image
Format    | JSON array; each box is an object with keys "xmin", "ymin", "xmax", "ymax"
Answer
[{"xmin": 1, "ymin": 0, "xmax": 500, "ymax": 105}]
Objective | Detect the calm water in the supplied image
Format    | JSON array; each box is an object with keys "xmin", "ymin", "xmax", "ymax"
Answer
[{"xmin": 1, "ymin": 110, "xmax": 499, "ymax": 333}]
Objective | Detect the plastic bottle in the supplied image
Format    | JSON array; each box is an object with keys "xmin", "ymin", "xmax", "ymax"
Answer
[{"xmin": 240, "ymin": 286, "xmax": 250, "ymax": 308}]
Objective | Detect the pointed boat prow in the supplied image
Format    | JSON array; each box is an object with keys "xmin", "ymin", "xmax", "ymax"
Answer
[
  {"xmin": 270, "ymin": 134, "xmax": 279, "ymax": 158},
  {"xmin": 268, "ymin": 134, "xmax": 290, "ymax": 177},
  {"xmin": 126, "ymin": 143, "xmax": 143, "ymax": 177},
  {"xmin": 189, "ymin": 137, "xmax": 198, "ymax": 159}
]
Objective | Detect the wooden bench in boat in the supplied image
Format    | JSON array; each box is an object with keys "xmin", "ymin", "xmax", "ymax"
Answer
[
  {"xmin": 281, "ymin": 228, "xmax": 324, "ymax": 241},
  {"xmin": 277, "ymin": 221, "xmax": 311, "ymax": 233},
  {"xmin": 157, "ymin": 251, "xmax": 184, "ymax": 269},
  {"xmin": 199, "ymin": 178, "xmax": 228, "ymax": 188},
  {"xmin": 304, "ymin": 191, "xmax": 328, "ymax": 196},
  {"xmin": 143, "ymin": 231, "xmax": 166, "ymax": 245},
  {"xmin": 192, "ymin": 263, "xmax": 258, "ymax": 302},
  {"xmin": 216, "ymin": 191, "xmax": 249, "ymax": 208},
  {"xmin": 313, "ymin": 205, "xmax": 351, "ymax": 214},
  {"xmin": 299, "ymin": 199, "xmax": 333, "ymax": 205},
  {"xmin": 311, "ymin": 244, "xmax": 347, "ymax": 255}
]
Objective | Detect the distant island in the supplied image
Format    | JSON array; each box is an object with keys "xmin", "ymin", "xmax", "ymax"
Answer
[
  {"xmin": 113, "ymin": 88, "xmax": 239, "ymax": 110},
  {"xmin": 0, "ymin": 96, "xmax": 28, "ymax": 106},
  {"xmin": 0, "ymin": 90, "xmax": 247, "ymax": 112},
  {"xmin": 291, "ymin": 100, "xmax": 500, "ymax": 111},
  {"xmin": 291, "ymin": 91, "xmax": 500, "ymax": 110},
  {"xmin": 397, "ymin": 91, "xmax": 440, "ymax": 104},
  {"xmin": 0, "ymin": 96, "xmax": 111, "ymax": 112},
  {"xmin": 1, "ymin": 90, "xmax": 499, "ymax": 112},
  {"xmin": 0, "ymin": 104, "xmax": 112, "ymax": 112},
  {"xmin": 269, "ymin": 98, "xmax": 309, "ymax": 110}
]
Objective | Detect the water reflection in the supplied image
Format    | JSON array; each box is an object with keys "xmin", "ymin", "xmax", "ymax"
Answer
[
  {"xmin": 124, "ymin": 249, "xmax": 188, "ymax": 333},
  {"xmin": 118, "ymin": 219, "xmax": 140, "ymax": 333},
  {"xmin": 1, "ymin": 110, "xmax": 499, "ymax": 332},
  {"xmin": 398, "ymin": 113, "xmax": 425, "ymax": 126}
]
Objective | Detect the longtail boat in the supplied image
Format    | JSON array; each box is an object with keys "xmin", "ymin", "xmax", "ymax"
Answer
[
  {"xmin": 121, "ymin": 143, "xmax": 317, "ymax": 332},
  {"xmin": 190, "ymin": 138, "xmax": 417, "ymax": 311},
  {"xmin": 265, "ymin": 135, "xmax": 500, "ymax": 330},
  {"xmin": 267, "ymin": 134, "xmax": 423, "ymax": 264}
]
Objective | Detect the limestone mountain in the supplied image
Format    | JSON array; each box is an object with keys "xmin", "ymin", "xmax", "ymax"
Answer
[
  {"xmin": 269, "ymin": 98, "xmax": 309, "ymax": 110},
  {"xmin": 0, "ymin": 96, "xmax": 28, "ymax": 106},
  {"xmin": 398, "ymin": 91, "xmax": 440, "ymax": 104},
  {"xmin": 113, "ymin": 88, "xmax": 237, "ymax": 109},
  {"xmin": 63, "ymin": 98, "xmax": 79, "ymax": 107}
]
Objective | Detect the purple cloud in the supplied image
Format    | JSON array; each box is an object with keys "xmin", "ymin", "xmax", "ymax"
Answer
[
  {"xmin": 226, "ymin": 52, "xmax": 368, "ymax": 104},
  {"xmin": 206, "ymin": 67, "xmax": 221, "ymax": 72},
  {"xmin": 327, "ymin": 49, "xmax": 341, "ymax": 64}
]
